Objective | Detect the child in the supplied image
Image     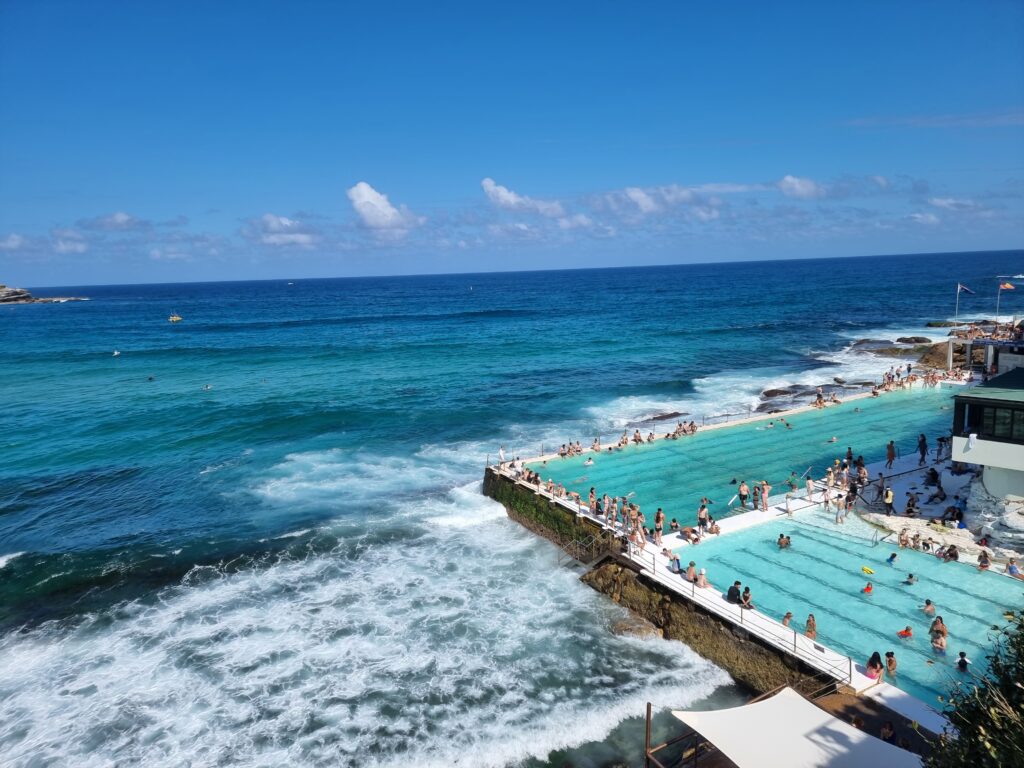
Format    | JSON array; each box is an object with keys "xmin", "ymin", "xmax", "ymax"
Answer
[
  {"xmin": 956, "ymin": 652, "xmax": 971, "ymax": 672},
  {"xmin": 897, "ymin": 626, "xmax": 913, "ymax": 639},
  {"xmin": 862, "ymin": 582, "xmax": 873, "ymax": 595}
]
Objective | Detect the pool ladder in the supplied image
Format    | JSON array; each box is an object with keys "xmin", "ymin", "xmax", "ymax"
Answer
[{"xmin": 871, "ymin": 530, "xmax": 895, "ymax": 547}]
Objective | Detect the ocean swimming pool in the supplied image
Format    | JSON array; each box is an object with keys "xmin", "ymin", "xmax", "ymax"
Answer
[
  {"xmin": 528, "ymin": 387, "xmax": 955, "ymax": 526},
  {"xmin": 688, "ymin": 508, "xmax": 1024, "ymax": 705}
]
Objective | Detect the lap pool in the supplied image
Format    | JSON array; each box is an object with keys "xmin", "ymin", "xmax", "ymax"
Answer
[
  {"xmin": 529, "ymin": 387, "xmax": 954, "ymax": 526},
  {"xmin": 688, "ymin": 508, "xmax": 1024, "ymax": 705}
]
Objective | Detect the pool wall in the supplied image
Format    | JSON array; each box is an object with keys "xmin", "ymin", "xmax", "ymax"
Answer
[{"xmin": 485, "ymin": 467, "xmax": 831, "ymax": 693}]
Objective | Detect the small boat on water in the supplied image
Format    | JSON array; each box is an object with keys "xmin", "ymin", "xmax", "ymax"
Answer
[{"xmin": 169, "ymin": 313, "xmax": 183, "ymax": 322}]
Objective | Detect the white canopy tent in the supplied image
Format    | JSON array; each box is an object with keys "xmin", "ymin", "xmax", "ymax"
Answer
[{"xmin": 671, "ymin": 687, "xmax": 921, "ymax": 768}]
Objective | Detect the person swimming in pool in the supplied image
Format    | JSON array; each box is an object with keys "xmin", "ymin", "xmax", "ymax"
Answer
[
  {"xmin": 921, "ymin": 599, "xmax": 936, "ymax": 616},
  {"xmin": 897, "ymin": 626, "xmax": 913, "ymax": 639},
  {"xmin": 862, "ymin": 582, "xmax": 873, "ymax": 595}
]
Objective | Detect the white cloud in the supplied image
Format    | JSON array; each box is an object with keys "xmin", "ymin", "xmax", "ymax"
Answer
[
  {"xmin": 557, "ymin": 213, "xmax": 593, "ymax": 230},
  {"xmin": 777, "ymin": 175, "xmax": 826, "ymax": 199},
  {"xmin": 347, "ymin": 181, "xmax": 424, "ymax": 233},
  {"xmin": 78, "ymin": 211, "xmax": 151, "ymax": 231},
  {"xmin": 51, "ymin": 228, "xmax": 87, "ymax": 254},
  {"xmin": 0, "ymin": 233, "xmax": 25, "ymax": 251},
  {"xmin": 907, "ymin": 212, "xmax": 940, "ymax": 225},
  {"xmin": 244, "ymin": 213, "xmax": 319, "ymax": 247},
  {"xmin": 481, "ymin": 178, "xmax": 565, "ymax": 218},
  {"xmin": 149, "ymin": 248, "xmax": 192, "ymax": 261},
  {"xmin": 928, "ymin": 197, "xmax": 979, "ymax": 211},
  {"xmin": 870, "ymin": 175, "xmax": 889, "ymax": 189},
  {"xmin": 623, "ymin": 187, "xmax": 660, "ymax": 213}
]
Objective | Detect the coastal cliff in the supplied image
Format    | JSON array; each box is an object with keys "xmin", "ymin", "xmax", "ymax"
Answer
[{"xmin": 0, "ymin": 284, "xmax": 87, "ymax": 304}]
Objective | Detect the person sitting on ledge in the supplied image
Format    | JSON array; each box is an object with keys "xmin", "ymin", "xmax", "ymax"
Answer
[
  {"xmin": 685, "ymin": 561, "xmax": 697, "ymax": 583},
  {"xmin": 695, "ymin": 568, "xmax": 710, "ymax": 589},
  {"xmin": 726, "ymin": 581, "xmax": 742, "ymax": 604},
  {"xmin": 925, "ymin": 484, "xmax": 947, "ymax": 506},
  {"xmin": 707, "ymin": 517, "xmax": 721, "ymax": 535},
  {"xmin": 680, "ymin": 526, "xmax": 701, "ymax": 544},
  {"xmin": 924, "ymin": 467, "xmax": 940, "ymax": 486},
  {"xmin": 740, "ymin": 586, "xmax": 755, "ymax": 609}
]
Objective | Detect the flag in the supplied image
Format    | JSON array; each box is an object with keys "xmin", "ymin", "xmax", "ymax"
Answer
[
  {"xmin": 1000, "ymin": 282, "xmax": 1016, "ymax": 290},
  {"xmin": 957, "ymin": 283, "xmax": 975, "ymax": 294}
]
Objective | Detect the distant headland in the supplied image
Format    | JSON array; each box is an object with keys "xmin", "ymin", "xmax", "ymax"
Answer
[{"xmin": 0, "ymin": 284, "xmax": 88, "ymax": 304}]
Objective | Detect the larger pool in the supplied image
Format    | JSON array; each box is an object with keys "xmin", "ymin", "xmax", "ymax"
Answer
[
  {"xmin": 689, "ymin": 508, "xmax": 1024, "ymax": 705},
  {"xmin": 529, "ymin": 387, "xmax": 954, "ymax": 525}
]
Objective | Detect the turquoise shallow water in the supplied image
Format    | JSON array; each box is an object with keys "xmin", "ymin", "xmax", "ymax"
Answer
[
  {"xmin": 1, "ymin": 250, "xmax": 1022, "ymax": 767},
  {"xmin": 687, "ymin": 508, "xmax": 1024, "ymax": 705},
  {"xmin": 530, "ymin": 386, "xmax": 954, "ymax": 524}
]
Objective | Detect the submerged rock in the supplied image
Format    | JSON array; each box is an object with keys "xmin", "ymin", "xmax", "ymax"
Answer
[
  {"xmin": 610, "ymin": 615, "xmax": 662, "ymax": 639},
  {"xmin": 896, "ymin": 336, "xmax": 931, "ymax": 344}
]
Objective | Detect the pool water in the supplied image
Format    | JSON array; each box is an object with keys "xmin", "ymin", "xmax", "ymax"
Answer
[
  {"xmin": 529, "ymin": 387, "xmax": 954, "ymax": 525},
  {"xmin": 690, "ymin": 509, "xmax": 1024, "ymax": 705}
]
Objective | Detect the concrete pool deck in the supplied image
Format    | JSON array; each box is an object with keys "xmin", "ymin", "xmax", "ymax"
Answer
[{"xmin": 488, "ymin": 458, "xmax": 950, "ymax": 732}]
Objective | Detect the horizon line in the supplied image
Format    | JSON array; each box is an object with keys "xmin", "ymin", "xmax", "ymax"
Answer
[{"xmin": 20, "ymin": 245, "xmax": 1024, "ymax": 292}]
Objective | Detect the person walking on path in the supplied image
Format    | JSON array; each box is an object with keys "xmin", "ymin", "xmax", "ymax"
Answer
[
  {"xmin": 918, "ymin": 434, "xmax": 929, "ymax": 466},
  {"xmin": 885, "ymin": 440, "xmax": 896, "ymax": 469}
]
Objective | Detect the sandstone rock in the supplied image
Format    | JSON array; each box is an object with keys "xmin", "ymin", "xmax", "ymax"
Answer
[{"xmin": 896, "ymin": 336, "xmax": 931, "ymax": 344}]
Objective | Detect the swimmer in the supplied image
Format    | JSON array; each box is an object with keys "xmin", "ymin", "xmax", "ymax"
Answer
[
  {"xmin": 904, "ymin": 574, "xmax": 917, "ymax": 585},
  {"xmin": 885, "ymin": 651, "xmax": 897, "ymax": 676},
  {"xmin": 897, "ymin": 626, "xmax": 913, "ymax": 639},
  {"xmin": 956, "ymin": 652, "xmax": 971, "ymax": 672},
  {"xmin": 862, "ymin": 582, "xmax": 873, "ymax": 595},
  {"xmin": 886, "ymin": 552, "xmax": 898, "ymax": 565},
  {"xmin": 583, "ymin": 457, "xmax": 594, "ymax": 466},
  {"xmin": 921, "ymin": 599, "xmax": 936, "ymax": 616},
  {"xmin": 829, "ymin": 436, "xmax": 837, "ymax": 443}
]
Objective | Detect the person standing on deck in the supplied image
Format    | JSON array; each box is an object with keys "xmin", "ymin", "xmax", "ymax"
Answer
[
  {"xmin": 883, "ymin": 486, "xmax": 895, "ymax": 516},
  {"xmin": 885, "ymin": 440, "xmax": 896, "ymax": 469},
  {"xmin": 873, "ymin": 472, "xmax": 885, "ymax": 502},
  {"xmin": 752, "ymin": 483, "xmax": 761, "ymax": 510},
  {"xmin": 917, "ymin": 434, "xmax": 928, "ymax": 466},
  {"xmin": 760, "ymin": 480, "xmax": 772, "ymax": 511},
  {"xmin": 738, "ymin": 481, "xmax": 749, "ymax": 508},
  {"xmin": 805, "ymin": 476, "xmax": 815, "ymax": 503},
  {"xmin": 696, "ymin": 503, "xmax": 709, "ymax": 534}
]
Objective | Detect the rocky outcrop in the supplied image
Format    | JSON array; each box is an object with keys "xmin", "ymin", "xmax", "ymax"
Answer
[
  {"xmin": 582, "ymin": 562, "xmax": 811, "ymax": 693},
  {"xmin": 896, "ymin": 336, "xmax": 931, "ymax": 344},
  {"xmin": 0, "ymin": 284, "xmax": 87, "ymax": 304}
]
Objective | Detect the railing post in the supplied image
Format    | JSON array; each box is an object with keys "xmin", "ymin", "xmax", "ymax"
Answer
[{"xmin": 644, "ymin": 701, "xmax": 652, "ymax": 768}]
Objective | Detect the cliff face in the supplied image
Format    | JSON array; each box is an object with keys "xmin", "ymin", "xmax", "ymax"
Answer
[
  {"xmin": 0, "ymin": 286, "xmax": 33, "ymax": 303},
  {"xmin": 0, "ymin": 285, "xmax": 87, "ymax": 304}
]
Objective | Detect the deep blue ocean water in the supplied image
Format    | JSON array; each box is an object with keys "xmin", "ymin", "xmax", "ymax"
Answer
[{"xmin": 0, "ymin": 250, "xmax": 1021, "ymax": 766}]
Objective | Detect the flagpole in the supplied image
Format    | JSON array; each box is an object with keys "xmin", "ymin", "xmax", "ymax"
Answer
[
  {"xmin": 996, "ymin": 285, "xmax": 1002, "ymax": 323},
  {"xmin": 955, "ymin": 283, "xmax": 960, "ymax": 325}
]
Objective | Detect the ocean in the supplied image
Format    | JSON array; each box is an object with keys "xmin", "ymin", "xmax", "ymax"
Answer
[{"xmin": 0, "ymin": 249, "xmax": 1020, "ymax": 766}]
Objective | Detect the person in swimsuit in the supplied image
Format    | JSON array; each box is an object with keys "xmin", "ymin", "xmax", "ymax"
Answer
[
  {"xmin": 752, "ymin": 484, "xmax": 761, "ymax": 510},
  {"xmin": 918, "ymin": 433, "xmax": 928, "ymax": 466},
  {"xmin": 921, "ymin": 599, "xmax": 935, "ymax": 616},
  {"xmin": 886, "ymin": 440, "xmax": 896, "ymax": 469},
  {"xmin": 685, "ymin": 561, "xmax": 697, "ymax": 583},
  {"xmin": 738, "ymin": 481, "xmax": 749, "ymax": 508},
  {"xmin": 760, "ymin": 481, "xmax": 771, "ymax": 511},
  {"xmin": 654, "ymin": 508, "xmax": 665, "ymax": 546},
  {"xmin": 695, "ymin": 568, "xmax": 710, "ymax": 589},
  {"xmin": 865, "ymin": 651, "xmax": 884, "ymax": 679},
  {"xmin": 805, "ymin": 614, "xmax": 817, "ymax": 640},
  {"xmin": 740, "ymin": 587, "xmax": 755, "ymax": 609},
  {"xmin": 782, "ymin": 611, "xmax": 793, "ymax": 627}
]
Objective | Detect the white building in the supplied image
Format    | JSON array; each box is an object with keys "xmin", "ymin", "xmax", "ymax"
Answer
[{"xmin": 952, "ymin": 367, "xmax": 1024, "ymax": 498}]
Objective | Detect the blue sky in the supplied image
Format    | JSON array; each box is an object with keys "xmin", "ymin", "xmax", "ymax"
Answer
[{"xmin": 1, "ymin": 1, "xmax": 1022, "ymax": 286}]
